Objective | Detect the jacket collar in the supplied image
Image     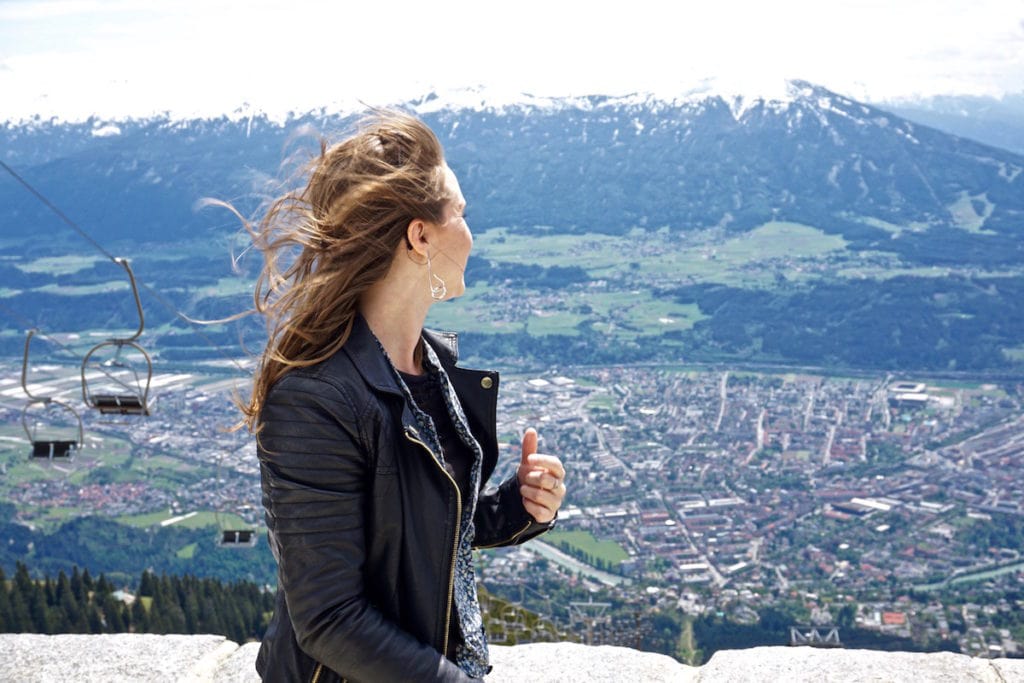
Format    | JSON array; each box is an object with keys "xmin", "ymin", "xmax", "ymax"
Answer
[
  {"xmin": 342, "ymin": 313, "xmax": 459, "ymax": 397},
  {"xmin": 423, "ymin": 328, "xmax": 459, "ymax": 367}
]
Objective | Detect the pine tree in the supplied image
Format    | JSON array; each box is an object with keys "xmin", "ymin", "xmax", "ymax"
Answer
[
  {"xmin": 130, "ymin": 595, "xmax": 148, "ymax": 633},
  {"xmin": 8, "ymin": 584, "xmax": 31, "ymax": 632},
  {"xmin": 47, "ymin": 603, "xmax": 70, "ymax": 633},
  {"xmin": 102, "ymin": 594, "xmax": 125, "ymax": 632},
  {"xmin": 87, "ymin": 602, "xmax": 104, "ymax": 633},
  {"xmin": 228, "ymin": 600, "xmax": 247, "ymax": 643},
  {"xmin": 0, "ymin": 569, "xmax": 11, "ymax": 632},
  {"xmin": 96, "ymin": 574, "xmax": 111, "ymax": 598},
  {"xmin": 28, "ymin": 581, "xmax": 47, "ymax": 633},
  {"xmin": 55, "ymin": 570, "xmax": 68, "ymax": 604},
  {"xmin": 13, "ymin": 563, "xmax": 32, "ymax": 598},
  {"xmin": 183, "ymin": 591, "xmax": 200, "ymax": 633},
  {"xmin": 164, "ymin": 599, "xmax": 186, "ymax": 633},
  {"xmin": 138, "ymin": 571, "xmax": 156, "ymax": 598},
  {"xmin": 44, "ymin": 577, "xmax": 56, "ymax": 609},
  {"xmin": 57, "ymin": 571, "xmax": 82, "ymax": 632},
  {"xmin": 159, "ymin": 574, "xmax": 186, "ymax": 633},
  {"xmin": 70, "ymin": 567, "xmax": 85, "ymax": 605},
  {"xmin": 199, "ymin": 592, "xmax": 224, "ymax": 635},
  {"xmin": 81, "ymin": 568, "xmax": 95, "ymax": 596},
  {"xmin": 120, "ymin": 604, "xmax": 132, "ymax": 634}
]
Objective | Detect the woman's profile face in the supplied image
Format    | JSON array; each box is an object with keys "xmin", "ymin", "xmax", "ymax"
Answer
[{"xmin": 432, "ymin": 165, "xmax": 472, "ymax": 299}]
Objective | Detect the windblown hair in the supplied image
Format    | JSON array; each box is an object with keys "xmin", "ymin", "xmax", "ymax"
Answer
[{"xmin": 239, "ymin": 111, "xmax": 451, "ymax": 432}]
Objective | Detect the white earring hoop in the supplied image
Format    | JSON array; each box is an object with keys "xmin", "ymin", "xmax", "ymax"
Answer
[{"xmin": 426, "ymin": 251, "xmax": 447, "ymax": 301}]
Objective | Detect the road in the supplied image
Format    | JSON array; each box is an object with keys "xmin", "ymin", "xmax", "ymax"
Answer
[
  {"xmin": 529, "ymin": 541, "xmax": 631, "ymax": 587},
  {"xmin": 713, "ymin": 371, "xmax": 728, "ymax": 433}
]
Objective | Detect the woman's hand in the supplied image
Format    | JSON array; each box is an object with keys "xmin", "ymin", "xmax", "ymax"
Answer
[{"xmin": 516, "ymin": 427, "xmax": 566, "ymax": 524}]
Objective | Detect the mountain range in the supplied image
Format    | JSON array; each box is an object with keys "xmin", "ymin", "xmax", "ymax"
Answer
[
  {"xmin": 882, "ymin": 93, "xmax": 1024, "ymax": 157},
  {"xmin": 2, "ymin": 81, "xmax": 1023, "ymax": 374}
]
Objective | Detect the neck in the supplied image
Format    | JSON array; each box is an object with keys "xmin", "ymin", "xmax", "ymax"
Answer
[{"xmin": 360, "ymin": 265, "xmax": 431, "ymax": 375}]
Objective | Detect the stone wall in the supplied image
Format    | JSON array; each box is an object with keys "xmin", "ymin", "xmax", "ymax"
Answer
[{"xmin": 1, "ymin": 634, "xmax": 1022, "ymax": 682}]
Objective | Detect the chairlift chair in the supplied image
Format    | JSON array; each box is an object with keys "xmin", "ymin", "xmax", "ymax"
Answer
[
  {"xmin": 21, "ymin": 329, "xmax": 83, "ymax": 461},
  {"xmin": 81, "ymin": 258, "xmax": 152, "ymax": 416},
  {"xmin": 214, "ymin": 452, "xmax": 258, "ymax": 549},
  {"xmin": 216, "ymin": 515, "xmax": 258, "ymax": 548},
  {"xmin": 219, "ymin": 529, "xmax": 257, "ymax": 548}
]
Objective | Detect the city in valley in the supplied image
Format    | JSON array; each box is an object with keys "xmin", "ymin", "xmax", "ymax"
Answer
[{"xmin": 2, "ymin": 357, "xmax": 1023, "ymax": 659}]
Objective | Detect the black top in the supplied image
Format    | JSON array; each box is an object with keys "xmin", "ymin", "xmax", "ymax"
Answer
[
  {"xmin": 399, "ymin": 369, "xmax": 475, "ymax": 507},
  {"xmin": 399, "ymin": 368, "xmax": 478, "ymax": 662}
]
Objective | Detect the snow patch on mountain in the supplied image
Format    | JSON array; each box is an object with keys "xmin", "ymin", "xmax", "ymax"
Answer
[
  {"xmin": 91, "ymin": 123, "xmax": 121, "ymax": 138},
  {"xmin": 2, "ymin": 78, "xmax": 834, "ymax": 128}
]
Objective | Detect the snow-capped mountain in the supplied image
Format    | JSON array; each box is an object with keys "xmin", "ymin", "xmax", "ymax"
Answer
[
  {"xmin": 2, "ymin": 80, "xmax": 1022, "ymax": 269},
  {"xmin": 3, "ymin": 81, "xmax": 1024, "ymax": 372},
  {"xmin": 876, "ymin": 93, "xmax": 1024, "ymax": 156}
]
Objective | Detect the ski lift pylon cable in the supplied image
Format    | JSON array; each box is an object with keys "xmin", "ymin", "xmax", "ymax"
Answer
[{"xmin": 0, "ymin": 159, "xmax": 248, "ymax": 376}]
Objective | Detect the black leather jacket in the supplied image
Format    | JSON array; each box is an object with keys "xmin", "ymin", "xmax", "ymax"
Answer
[{"xmin": 255, "ymin": 316, "xmax": 554, "ymax": 682}]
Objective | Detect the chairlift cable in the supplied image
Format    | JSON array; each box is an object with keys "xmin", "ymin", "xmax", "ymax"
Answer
[
  {"xmin": 0, "ymin": 160, "xmax": 119, "ymax": 262},
  {"xmin": 0, "ymin": 300, "xmax": 139, "ymax": 396},
  {"xmin": 0, "ymin": 160, "xmax": 248, "ymax": 376}
]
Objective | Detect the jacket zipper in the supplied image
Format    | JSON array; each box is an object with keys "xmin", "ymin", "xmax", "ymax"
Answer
[
  {"xmin": 405, "ymin": 428, "xmax": 462, "ymax": 658},
  {"xmin": 309, "ymin": 662, "xmax": 345, "ymax": 683}
]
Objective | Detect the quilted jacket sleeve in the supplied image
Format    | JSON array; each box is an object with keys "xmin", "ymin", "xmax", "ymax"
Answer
[
  {"xmin": 259, "ymin": 373, "xmax": 478, "ymax": 682},
  {"xmin": 472, "ymin": 473, "xmax": 555, "ymax": 549}
]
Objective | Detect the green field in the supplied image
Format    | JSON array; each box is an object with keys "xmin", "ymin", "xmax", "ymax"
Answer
[
  {"xmin": 16, "ymin": 254, "xmax": 104, "ymax": 275},
  {"xmin": 947, "ymin": 191, "xmax": 994, "ymax": 234},
  {"xmin": 585, "ymin": 394, "xmax": 617, "ymax": 411},
  {"xmin": 849, "ymin": 214, "xmax": 932, "ymax": 236},
  {"xmin": 714, "ymin": 221, "xmax": 848, "ymax": 261},
  {"xmin": 0, "ymin": 426, "xmax": 130, "ymax": 488},
  {"xmin": 426, "ymin": 221, "xmax": 855, "ymax": 339},
  {"xmin": 1003, "ymin": 346, "xmax": 1024, "ymax": 362},
  {"xmin": 473, "ymin": 222, "xmax": 847, "ymax": 288},
  {"xmin": 425, "ymin": 284, "xmax": 503, "ymax": 331},
  {"xmin": 545, "ymin": 529, "xmax": 629, "ymax": 565},
  {"xmin": 200, "ymin": 276, "xmax": 254, "ymax": 298},
  {"xmin": 36, "ymin": 281, "xmax": 130, "ymax": 296},
  {"xmin": 33, "ymin": 506, "xmax": 81, "ymax": 524},
  {"xmin": 176, "ymin": 542, "xmax": 198, "ymax": 559},
  {"xmin": 0, "ymin": 421, "xmax": 237, "ymax": 525},
  {"xmin": 117, "ymin": 510, "xmax": 249, "ymax": 530}
]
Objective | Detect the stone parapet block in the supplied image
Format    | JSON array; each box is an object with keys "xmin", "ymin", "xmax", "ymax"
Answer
[{"xmin": 1, "ymin": 634, "xmax": 1022, "ymax": 682}]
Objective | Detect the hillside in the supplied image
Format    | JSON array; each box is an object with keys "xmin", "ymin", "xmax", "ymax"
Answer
[{"xmin": 2, "ymin": 81, "xmax": 1023, "ymax": 374}]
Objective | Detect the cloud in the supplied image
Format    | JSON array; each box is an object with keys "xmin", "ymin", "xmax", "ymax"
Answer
[
  {"xmin": 0, "ymin": 0, "xmax": 148, "ymax": 22},
  {"xmin": 1, "ymin": 0, "xmax": 1023, "ymax": 120}
]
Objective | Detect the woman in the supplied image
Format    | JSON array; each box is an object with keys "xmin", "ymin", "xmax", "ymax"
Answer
[{"xmin": 241, "ymin": 111, "xmax": 566, "ymax": 682}]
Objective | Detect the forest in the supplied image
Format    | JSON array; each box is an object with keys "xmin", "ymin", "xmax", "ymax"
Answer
[
  {"xmin": 0, "ymin": 503, "xmax": 277, "ymax": 588},
  {"xmin": 0, "ymin": 563, "xmax": 273, "ymax": 644}
]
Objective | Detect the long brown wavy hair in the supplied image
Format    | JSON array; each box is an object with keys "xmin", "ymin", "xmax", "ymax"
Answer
[{"xmin": 238, "ymin": 110, "xmax": 451, "ymax": 432}]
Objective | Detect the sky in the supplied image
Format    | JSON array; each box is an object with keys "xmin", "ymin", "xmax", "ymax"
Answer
[{"xmin": 0, "ymin": 0, "xmax": 1022, "ymax": 122}]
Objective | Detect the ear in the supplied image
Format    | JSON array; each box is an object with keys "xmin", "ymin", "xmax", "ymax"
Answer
[{"xmin": 405, "ymin": 218, "xmax": 431, "ymax": 259}]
